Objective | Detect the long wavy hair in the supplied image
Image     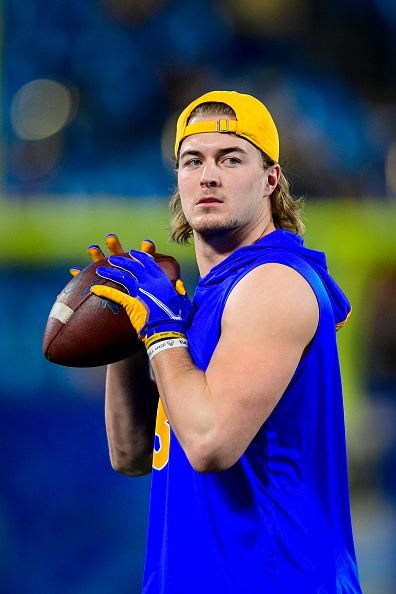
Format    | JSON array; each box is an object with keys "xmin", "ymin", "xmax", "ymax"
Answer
[{"xmin": 169, "ymin": 102, "xmax": 305, "ymax": 244}]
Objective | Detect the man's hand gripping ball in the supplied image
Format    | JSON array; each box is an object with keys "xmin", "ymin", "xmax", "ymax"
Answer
[{"xmin": 91, "ymin": 242, "xmax": 194, "ymax": 359}]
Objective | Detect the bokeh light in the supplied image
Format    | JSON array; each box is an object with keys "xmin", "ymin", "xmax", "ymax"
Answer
[{"xmin": 11, "ymin": 79, "xmax": 78, "ymax": 140}]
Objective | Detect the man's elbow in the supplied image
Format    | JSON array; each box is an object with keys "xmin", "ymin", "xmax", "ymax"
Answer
[
  {"xmin": 185, "ymin": 436, "xmax": 238, "ymax": 474},
  {"xmin": 109, "ymin": 449, "xmax": 153, "ymax": 477}
]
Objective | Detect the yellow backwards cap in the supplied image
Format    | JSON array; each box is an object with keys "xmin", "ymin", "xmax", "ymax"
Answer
[{"xmin": 175, "ymin": 90, "xmax": 279, "ymax": 162}]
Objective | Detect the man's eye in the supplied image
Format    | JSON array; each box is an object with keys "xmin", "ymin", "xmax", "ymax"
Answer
[
  {"xmin": 225, "ymin": 157, "xmax": 240, "ymax": 165},
  {"xmin": 185, "ymin": 159, "xmax": 202, "ymax": 167}
]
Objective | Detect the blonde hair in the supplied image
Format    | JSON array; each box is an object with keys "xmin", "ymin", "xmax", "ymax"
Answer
[{"xmin": 169, "ymin": 102, "xmax": 305, "ymax": 244}]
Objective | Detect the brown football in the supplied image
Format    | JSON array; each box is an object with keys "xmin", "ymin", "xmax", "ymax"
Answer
[{"xmin": 43, "ymin": 251, "xmax": 181, "ymax": 367}]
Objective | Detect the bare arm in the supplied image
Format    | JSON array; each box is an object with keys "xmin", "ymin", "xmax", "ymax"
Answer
[
  {"xmin": 105, "ymin": 347, "xmax": 159, "ymax": 476},
  {"xmin": 151, "ymin": 263, "xmax": 319, "ymax": 473}
]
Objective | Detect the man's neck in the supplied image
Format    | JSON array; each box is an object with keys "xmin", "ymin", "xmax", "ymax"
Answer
[{"xmin": 194, "ymin": 220, "xmax": 277, "ymax": 278}]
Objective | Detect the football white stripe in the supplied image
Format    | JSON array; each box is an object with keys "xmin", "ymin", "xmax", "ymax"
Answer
[{"xmin": 49, "ymin": 302, "xmax": 74, "ymax": 324}]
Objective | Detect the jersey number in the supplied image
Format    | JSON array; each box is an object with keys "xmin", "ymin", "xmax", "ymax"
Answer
[{"xmin": 152, "ymin": 398, "xmax": 170, "ymax": 471}]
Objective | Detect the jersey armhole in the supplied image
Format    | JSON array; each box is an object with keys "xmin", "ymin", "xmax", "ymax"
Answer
[{"xmin": 220, "ymin": 251, "xmax": 329, "ymax": 376}]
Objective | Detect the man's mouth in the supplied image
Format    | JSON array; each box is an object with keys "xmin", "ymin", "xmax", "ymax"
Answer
[{"xmin": 197, "ymin": 196, "xmax": 223, "ymax": 205}]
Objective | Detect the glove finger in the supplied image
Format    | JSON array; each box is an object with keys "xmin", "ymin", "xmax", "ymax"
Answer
[
  {"xmin": 175, "ymin": 279, "xmax": 187, "ymax": 296},
  {"xmin": 127, "ymin": 250, "xmax": 164, "ymax": 279},
  {"xmin": 141, "ymin": 239, "xmax": 156, "ymax": 255},
  {"xmin": 91, "ymin": 285, "xmax": 148, "ymax": 335},
  {"xmin": 91, "ymin": 284, "xmax": 127, "ymax": 305},
  {"xmin": 96, "ymin": 265, "xmax": 138, "ymax": 295},
  {"xmin": 105, "ymin": 234, "xmax": 124, "ymax": 255},
  {"xmin": 91, "ymin": 285, "xmax": 133, "ymax": 317},
  {"xmin": 88, "ymin": 245, "xmax": 105, "ymax": 262},
  {"xmin": 108, "ymin": 255, "xmax": 150, "ymax": 282},
  {"xmin": 70, "ymin": 267, "xmax": 82, "ymax": 277}
]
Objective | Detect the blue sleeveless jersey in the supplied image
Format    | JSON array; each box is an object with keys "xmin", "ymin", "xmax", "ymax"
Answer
[{"xmin": 142, "ymin": 230, "xmax": 361, "ymax": 594}]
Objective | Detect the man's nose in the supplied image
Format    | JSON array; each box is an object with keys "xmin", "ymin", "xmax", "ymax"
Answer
[{"xmin": 200, "ymin": 161, "xmax": 220, "ymax": 187}]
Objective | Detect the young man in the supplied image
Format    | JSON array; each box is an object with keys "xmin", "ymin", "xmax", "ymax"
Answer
[{"xmin": 91, "ymin": 91, "xmax": 362, "ymax": 593}]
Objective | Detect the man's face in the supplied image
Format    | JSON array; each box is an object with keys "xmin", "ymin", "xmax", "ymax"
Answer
[{"xmin": 177, "ymin": 114, "xmax": 275, "ymax": 240}]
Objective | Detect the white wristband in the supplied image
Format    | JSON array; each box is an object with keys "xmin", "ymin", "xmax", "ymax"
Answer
[{"xmin": 147, "ymin": 337, "xmax": 189, "ymax": 361}]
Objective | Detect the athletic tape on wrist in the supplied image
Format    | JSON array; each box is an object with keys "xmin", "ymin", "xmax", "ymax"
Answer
[
  {"xmin": 147, "ymin": 338, "xmax": 189, "ymax": 361},
  {"xmin": 145, "ymin": 331, "xmax": 186, "ymax": 350}
]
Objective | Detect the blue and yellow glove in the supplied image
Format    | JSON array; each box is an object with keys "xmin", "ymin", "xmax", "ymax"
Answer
[{"xmin": 90, "ymin": 244, "xmax": 194, "ymax": 360}]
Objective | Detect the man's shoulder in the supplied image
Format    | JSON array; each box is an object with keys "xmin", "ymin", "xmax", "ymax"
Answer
[
  {"xmin": 227, "ymin": 261, "xmax": 318, "ymax": 311},
  {"xmin": 222, "ymin": 262, "xmax": 319, "ymax": 348}
]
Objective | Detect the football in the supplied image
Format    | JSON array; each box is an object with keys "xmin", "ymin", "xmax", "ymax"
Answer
[{"xmin": 43, "ymin": 251, "xmax": 181, "ymax": 367}]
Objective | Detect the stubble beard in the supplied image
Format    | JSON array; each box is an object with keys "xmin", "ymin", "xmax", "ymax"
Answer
[{"xmin": 188, "ymin": 209, "xmax": 240, "ymax": 239}]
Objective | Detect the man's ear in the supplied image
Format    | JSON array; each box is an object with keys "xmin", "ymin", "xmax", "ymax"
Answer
[{"xmin": 265, "ymin": 164, "xmax": 281, "ymax": 195}]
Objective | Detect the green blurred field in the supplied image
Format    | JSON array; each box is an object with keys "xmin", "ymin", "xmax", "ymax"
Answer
[{"xmin": 3, "ymin": 197, "xmax": 395, "ymax": 262}]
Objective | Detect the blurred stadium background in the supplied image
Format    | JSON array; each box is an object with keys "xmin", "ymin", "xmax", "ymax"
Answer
[{"xmin": 1, "ymin": 0, "xmax": 396, "ymax": 592}]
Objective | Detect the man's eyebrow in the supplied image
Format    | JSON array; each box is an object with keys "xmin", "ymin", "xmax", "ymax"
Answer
[
  {"xmin": 179, "ymin": 149, "xmax": 204, "ymax": 161},
  {"xmin": 179, "ymin": 146, "xmax": 248, "ymax": 161},
  {"xmin": 216, "ymin": 147, "xmax": 248, "ymax": 158}
]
